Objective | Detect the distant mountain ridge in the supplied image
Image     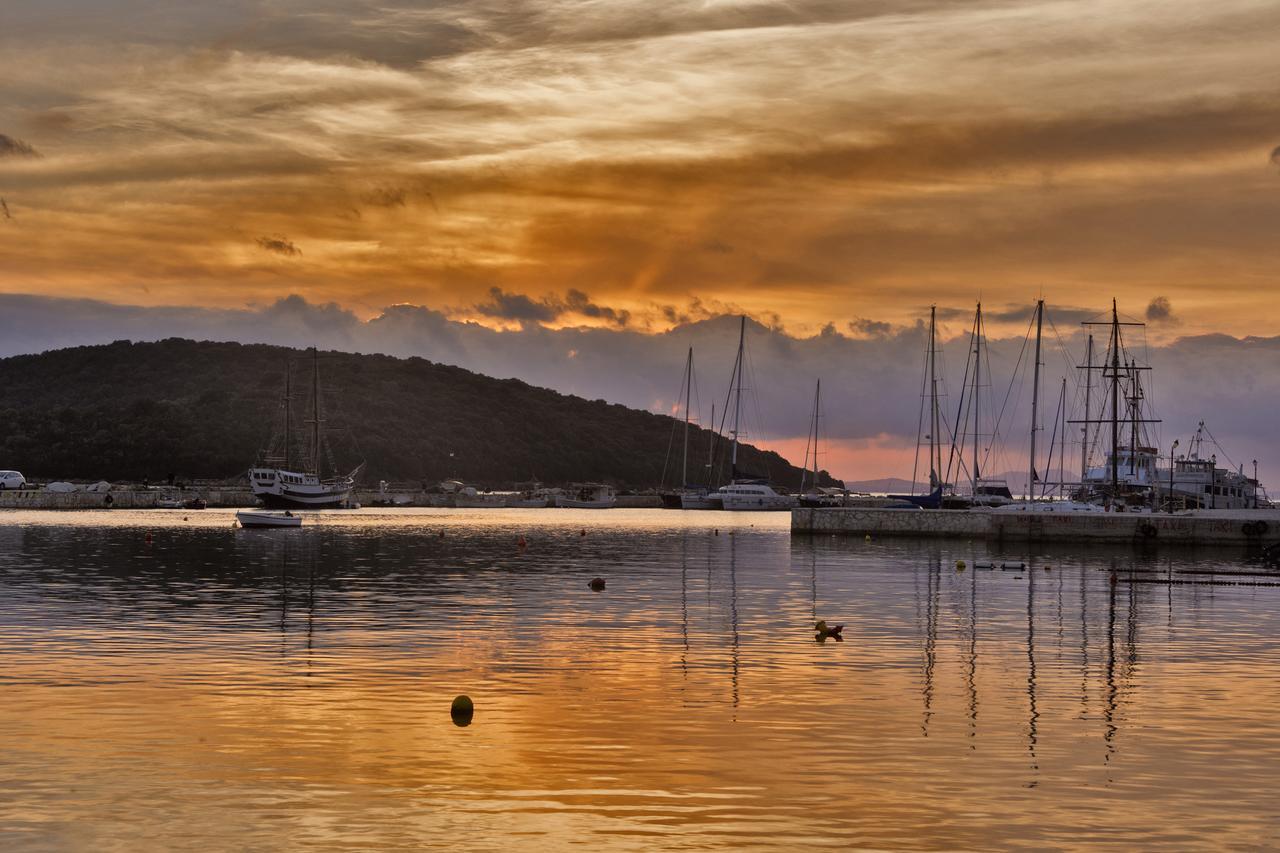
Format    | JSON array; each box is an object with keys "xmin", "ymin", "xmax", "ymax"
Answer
[{"xmin": 0, "ymin": 339, "xmax": 839, "ymax": 488}]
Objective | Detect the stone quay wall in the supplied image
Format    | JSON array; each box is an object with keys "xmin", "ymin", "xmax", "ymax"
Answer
[{"xmin": 793, "ymin": 506, "xmax": 1280, "ymax": 547}]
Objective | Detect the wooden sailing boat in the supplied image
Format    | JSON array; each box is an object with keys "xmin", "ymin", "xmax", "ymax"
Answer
[{"xmin": 248, "ymin": 347, "xmax": 363, "ymax": 509}]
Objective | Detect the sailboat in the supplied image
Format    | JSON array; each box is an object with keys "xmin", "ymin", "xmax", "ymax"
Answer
[
  {"xmin": 959, "ymin": 303, "xmax": 1014, "ymax": 507},
  {"xmin": 714, "ymin": 316, "xmax": 797, "ymax": 512},
  {"xmin": 248, "ymin": 347, "xmax": 363, "ymax": 509},
  {"xmin": 661, "ymin": 347, "xmax": 709, "ymax": 508},
  {"xmin": 680, "ymin": 401, "xmax": 723, "ymax": 509},
  {"xmin": 889, "ymin": 305, "xmax": 945, "ymax": 509},
  {"xmin": 799, "ymin": 379, "xmax": 843, "ymax": 507}
]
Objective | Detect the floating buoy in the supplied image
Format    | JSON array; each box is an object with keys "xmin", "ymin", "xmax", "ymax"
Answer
[
  {"xmin": 955, "ymin": 560, "xmax": 966, "ymax": 571},
  {"xmin": 865, "ymin": 534, "xmax": 872, "ymax": 541},
  {"xmin": 439, "ymin": 530, "xmax": 445, "ymax": 539},
  {"xmin": 714, "ymin": 528, "xmax": 719, "ymax": 536},
  {"xmin": 589, "ymin": 577, "xmax": 606, "ymax": 591},
  {"xmin": 144, "ymin": 532, "xmax": 153, "ymax": 544},
  {"xmin": 1044, "ymin": 565, "xmax": 1052, "ymax": 571},
  {"xmin": 517, "ymin": 535, "xmax": 527, "ymax": 549},
  {"xmin": 580, "ymin": 528, "xmax": 587, "ymax": 537},
  {"xmin": 451, "ymin": 695, "xmax": 474, "ymax": 727}
]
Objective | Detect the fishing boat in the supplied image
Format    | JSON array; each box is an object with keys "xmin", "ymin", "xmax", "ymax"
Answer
[
  {"xmin": 236, "ymin": 510, "xmax": 302, "ymax": 528},
  {"xmin": 555, "ymin": 483, "xmax": 616, "ymax": 509},
  {"xmin": 248, "ymin": 347, "xmax": 362, "ymax": 509},
  {"xmin": 453, "ymin": 486, "xmax": 509, "ymax": 508}
]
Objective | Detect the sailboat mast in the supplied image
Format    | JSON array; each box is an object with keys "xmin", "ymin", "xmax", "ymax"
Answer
[
  {"xmin": 1109, "ymin": 299, "xmax": 1121, "ymax": 498},
  {"xmin": 1059, "ymin": 377, "xmax": 1067, "ymax": 499},
  {"xmin": 1029, "ymin": 300, "xmax": 1044, "ymax": 500},
  {"xmin": 682, "ymin": 347, "xmax": 692, "ymax": 488},
  {"xmin": 929, "ymin": 305, "xmax": 940, "ymax": 487},
  {"xmin": 972, "ymin": 302, "xmax": 982, "ymax": 493},
  {"xmin": 311, "ymin": 346, "xmax": 320, "ymax": 474},
  {"xmin": 708, "ymin": 402, "xmax": 716, "ymax": 483},
  {"xmin": 730, "ymin": 315, "xmax": 745, "ymax": 473},
  {"xmin": 806, "ymin": 379, "xmax": 821, "ymax": 491},
  {"xmin": 284, "ymin": 359, "xmax": 292, "ymax": 470},
  {"xmin": 1081, "ymin": 334, "xmax": 1093, "ymax": 481}
]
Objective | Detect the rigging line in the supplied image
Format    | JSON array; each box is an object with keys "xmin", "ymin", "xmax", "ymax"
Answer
[
  {"xmin": 945, "ymin": 311, "xmax": 979, "ymax": 492},
  {"xmin": 911, "ymin": 321, "xmax": 931, "ymax": 495},
  {"xmin": 659, "ymin": 351, "xmax": 691, "ymax": 489},
  {"xmin": 988, "ymin": 310, "xmax": 1037, "ymax": 484}
]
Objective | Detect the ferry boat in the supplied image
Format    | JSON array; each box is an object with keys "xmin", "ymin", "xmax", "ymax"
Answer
[{"xmin": 248, "ymin": 347, "xmax": 362, "ymax": 509}]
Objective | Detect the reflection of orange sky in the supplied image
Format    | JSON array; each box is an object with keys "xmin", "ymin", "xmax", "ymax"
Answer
[{"xmin": 2, "ymin": 2, "xmax": 1280, "ymax": 338}]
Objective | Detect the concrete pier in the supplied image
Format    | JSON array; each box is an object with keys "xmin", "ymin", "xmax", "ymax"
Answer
[{"xmin": 792, "ymin": 506, "xmax": 1280, "ymax": 547}]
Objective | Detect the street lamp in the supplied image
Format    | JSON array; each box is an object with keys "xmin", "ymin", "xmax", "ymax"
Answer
[{"xmin": 1168, "ymin": 439, "xmax": 1179, "ymax": 513}]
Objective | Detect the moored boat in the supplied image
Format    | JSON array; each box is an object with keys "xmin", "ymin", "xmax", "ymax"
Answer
[
  {"xmin": 236, "ymin": 510, "xmax": 302, "ymax": 528},
  {"xmin": 555, "ymin": 483, "xmax": 616, "ymax": 509},
  {"xmin": 249, "ymin": 347, "xmax": 362, "ymax": 510}
]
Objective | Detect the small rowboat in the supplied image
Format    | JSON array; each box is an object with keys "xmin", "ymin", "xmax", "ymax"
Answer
[{"xmin": 236, "ymin": 510, "xmax": 302, "ymax": 528}]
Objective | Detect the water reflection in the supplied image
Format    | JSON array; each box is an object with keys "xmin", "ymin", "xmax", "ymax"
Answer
[{"xmin": 2, "ymin": 511, "xmax": 1280, "ymax": 848}]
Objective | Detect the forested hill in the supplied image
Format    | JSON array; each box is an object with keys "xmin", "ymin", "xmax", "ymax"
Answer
[{"xmin": 0, "ymin": 339, "xmax": 839, "ymax": 489}]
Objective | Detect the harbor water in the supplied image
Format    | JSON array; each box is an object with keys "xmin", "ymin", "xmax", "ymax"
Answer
[{"xmin": 2, "ymin": 509, "xmax": 1280, "ymax": 849}]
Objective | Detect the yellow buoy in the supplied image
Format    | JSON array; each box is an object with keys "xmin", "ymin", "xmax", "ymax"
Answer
[{"xmin": 956, "ymin": 560, "xmax": 966, "ymax": 571}]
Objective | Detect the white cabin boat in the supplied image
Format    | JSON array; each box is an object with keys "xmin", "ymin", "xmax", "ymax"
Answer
[
  {"xmin": 555, "ymin": 483, "xmax": 616, "ymax": 509},
  {"xmin": 236, "ymin": 510, "xmax": 303, "ymax": 528},
  {"xmin": 718, "ymin": 481, "xmax": 798, "ymax": 511}
]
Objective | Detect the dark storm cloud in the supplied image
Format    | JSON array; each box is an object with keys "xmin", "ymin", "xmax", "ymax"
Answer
[
  {"xmin": 0, "ymin": 134, "xmax": 40, "ymax": 159},
  {"xmin": 474, "ymin": 287, "xmax": 560, "ymax": 323},
  {"xmin": 474, "ymin": 288, "xmax": 630, "ymax": 327},
  {"xmin": 4, "ymin": 293, "xmax": 1278, "ymax": 483},
  {"xmin": 1146, "ymin": 296, "xmax": 1176, "ymax": 323},
  {"xmin": 256, "ymin": 236, "xmax": 302, "ymax": 257}
]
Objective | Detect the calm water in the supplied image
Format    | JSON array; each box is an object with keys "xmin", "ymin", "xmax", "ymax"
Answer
[{"xmin": 2, "ymin": 508, "xmax": 1280, "ymax": 850}]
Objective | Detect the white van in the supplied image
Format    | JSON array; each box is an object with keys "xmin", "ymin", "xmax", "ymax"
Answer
[{"xmin": 0, "ymin": 471, "xmax": 27, "ymax": 490}]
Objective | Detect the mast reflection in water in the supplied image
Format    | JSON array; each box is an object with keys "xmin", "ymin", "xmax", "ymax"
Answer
[{"xmin": 2, "ymin": 509, "xmax": 1280, "ymax": 849}]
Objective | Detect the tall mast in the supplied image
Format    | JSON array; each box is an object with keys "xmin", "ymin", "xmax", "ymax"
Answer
[
  {"xmin": 803, "ymin": 379, "xmax": 821, "ymax": 492},
  {"xmin": 1029, "ymin": 299, "xmax": 1044, "ymax": 500},
  {"xmin": 814, "ymin": 379, "xmax": 821, "ymax": 488},
  {"xmin": 284, "ymin": 358, "xmax": 292, "ymax": 470},
  {"xmin": 682, "ymin": 347, "xmax": 692, "ymax": 488},
  {"xmin": 1059, "ymin": 377, "xmax": 1067, "ymax": 499},
  {"xmin": 1081, "ymin": 334, "xmax": 1093, "ymax": 481},
  {"xmin": 929, "ymin": 305, "xmax": 940, "ymax": 488},
  {"xmin": 730, "ymin": 315, "xmax": 745, "ymax": 475},
  {"xmin": 1109, "ymin": 299, "xmax": 1121, "ymax": 498},
  {"xmin": 972, "ymin": 302, "xmax": 982, "ymax": 493},
  {"xmin": 311, "ymin": 346, "xmax": 320, "ymax": 474},
  {"xmin": 708, "ymin": 402, "xmax": 716, "ymax": 484}
]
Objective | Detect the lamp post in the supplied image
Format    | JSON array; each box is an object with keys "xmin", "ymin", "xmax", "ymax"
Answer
[{"xmin": 1168, "ymin": 439, "xmax": 1179, "ymax": 513}]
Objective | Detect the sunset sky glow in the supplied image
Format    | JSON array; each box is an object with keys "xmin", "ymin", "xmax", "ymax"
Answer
[{"xmin": 3, "ymin": 0, "xmax": 1279, "ymax": 479}]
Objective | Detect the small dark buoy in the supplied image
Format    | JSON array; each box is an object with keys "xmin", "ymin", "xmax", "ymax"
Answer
[
  {"xmin": 580, "ymin": 528, "xmax": 587, "ymax": 537},
  {"xmin": 451, "ymin": 695, "xmax": 474, "ymax": 727},
  {"xmin": 714, "ymin": 529, "xmax": 719, "ymax": 536},
  {"xmin": 589, "ymin": 577, "xmax": 606, "ymax": 591},
  {"xmin": 517, "ymin": 535, "xmax": 527, "ymax": 549},
  {"xmin": 182, "ymin": 516, "xmax": 188, "ymax": 521},
  {"xmin": 144, "ymin": 532, "xmax": 153, "ymax": 544},
  {"xmin": 439, "ymin": 529, "xmax": 445, "ymax": 539}
]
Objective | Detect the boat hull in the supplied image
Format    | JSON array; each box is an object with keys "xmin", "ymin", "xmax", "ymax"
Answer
[
  {"xmin": 236, "ymin": 510, "xmax": 302, "ymax": 528},
  {"xmin": 681, "ymin": 493, "xmax": 723, "ymax": 510},
  {"xmin": 554, "ymin": 497, "xmax": 617, "ymax": 509}
]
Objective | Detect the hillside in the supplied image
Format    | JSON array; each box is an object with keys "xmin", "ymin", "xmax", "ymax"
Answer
[{"xmin": 0, "ymin": 339, "xmax": 839, "ymax": 489}]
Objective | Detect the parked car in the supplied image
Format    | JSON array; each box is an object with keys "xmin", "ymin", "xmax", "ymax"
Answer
[{"xmin": 0, "ymin": 471, "xmax": 27, "ymax": 490}]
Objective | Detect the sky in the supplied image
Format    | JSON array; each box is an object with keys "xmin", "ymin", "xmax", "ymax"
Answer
[{"xmin": 2, "ymin": 0, "xmax": 1279, "ymax": 482}]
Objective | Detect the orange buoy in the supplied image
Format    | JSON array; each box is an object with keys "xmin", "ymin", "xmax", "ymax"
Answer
[
  {"xmin": 144, "ymin": 532, "xmax": 153, "ymax": 544},
  {"xmin": 517, "ymin": 535, "xmax": 527, "ymax": 548}
]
